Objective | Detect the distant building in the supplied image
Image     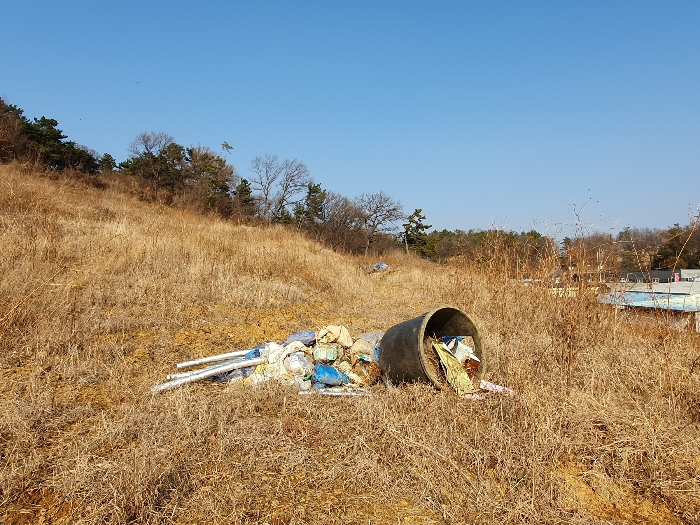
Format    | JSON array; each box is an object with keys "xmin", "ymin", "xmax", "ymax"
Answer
[
  {"xmin": 681, "ymin": 269, "xmax": 700, "ymax": 281},
  {"xmin": 620, "ymin": 270, "xmax": 676, "ymax": 283}
]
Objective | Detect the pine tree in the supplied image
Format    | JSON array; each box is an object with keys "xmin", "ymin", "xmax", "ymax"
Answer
[
  {"xmin": 99, "ymin": 153, "xmax": 117, "ymax": 172},
  {"xmin": 232, "ymin": 179, "xmax": 256, "ymax": 217},
  {"xmin": 294, "ymin": 183, "xmax": 326, "ymax": 228},
  {"xmin": 402, "ymin": 209, "xmax": 435, "ymax": 258}
]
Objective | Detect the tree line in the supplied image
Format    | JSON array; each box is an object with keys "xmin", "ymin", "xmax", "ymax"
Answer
[
  {"xmin": 0, "ymin": 99, "xmax": 99, "ymax": 173},
  {"xmin": 2, "ymin": 97, "xmax": 697, "ymax": 270},
  {"xmin": 0, "ymin": 98, "xmax": 407, "ymax": 255},
  {"xmin": 561, "ymin": 223, "xmax": 700, "ymax": 280}
]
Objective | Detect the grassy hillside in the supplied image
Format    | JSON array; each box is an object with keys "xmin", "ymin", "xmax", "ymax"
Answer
[{"xmin": 1, "ymin": 164, "xmax": 698, "ymax": 524}]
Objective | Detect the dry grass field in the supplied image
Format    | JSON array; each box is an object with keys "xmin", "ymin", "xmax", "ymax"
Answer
[{"xmin": 1, "ymin": 163, "xmax": 699, "ymax": 524}]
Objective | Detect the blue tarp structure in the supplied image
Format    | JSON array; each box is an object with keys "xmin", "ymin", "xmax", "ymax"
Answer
[{"xmin": 600, "ymin": 282, "xmax": 700, "ymax": 313}]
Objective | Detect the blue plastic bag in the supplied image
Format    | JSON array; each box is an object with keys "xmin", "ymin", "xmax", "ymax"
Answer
[
  {"xmin": 311, "ymin": 364, "xmax": 349, "ymax": 386},
  {"xmin": 441, "ymin": 335, "xmax": 464, "ymax": 345}
]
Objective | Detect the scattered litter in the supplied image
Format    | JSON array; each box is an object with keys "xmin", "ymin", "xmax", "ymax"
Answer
[
  {"xmin": 462, "ymin": 393, "xmax": 486, "ymax": 401},
  {"xmin": 313, "ymin": 344, "xmax": 342, "ymax": 362},
  {"xmin": 334, "ymin": 361, "xmax": 366, "ymax": 385},
  {"xmin": 283, "ymin": 340, "xmax": 307, "ymax": 353},
  {"xmin": 359, "ymin": 330, "xmax": 383, "ymax": 347},
  {"xmin": 153, "ymin": 313, "xmax": 515, "ymax": 399},
  {"xmin": 176, "ymin": 348, "xmax": 253, "ymax": 369},
  {"xmin": 349, "ymin": 338, "xmax": 374, "ymax": 357},
  {"xmin": 284, "ymin": 352, "xmax": 313, "ymax": 376},
  {"xmin": 364, "ymin": 262, "xmax": 391, "ymax": 273},
  {"xmin": 462, "ymin": 381, "xmax": 516, "ymax": 401},
  {"xmin": 152, "ymin": 356, "xmax": 266, "ymax": 393},
  {"xmin": 356, "ymin": 360, "xmax": 383, "ymax": 385},
  {"xmin": 299, "ymin": 387, "xmax": 372, "ymax": 397},
  {"xmin": 479, "ymin": 379, "xmax": 515, "ymax": 396},
  {"xmin": 210, "ymin": 347, "xmax": 262, "ymax": 383},
  {"xmin": 244, "ymin": 342, "xmax": 299, "ymax": 386}
]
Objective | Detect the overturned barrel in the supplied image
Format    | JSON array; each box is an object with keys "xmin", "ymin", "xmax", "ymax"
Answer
[{"xmin": 379, "ymin": 306, "xmax": 483, "ymax": 388}]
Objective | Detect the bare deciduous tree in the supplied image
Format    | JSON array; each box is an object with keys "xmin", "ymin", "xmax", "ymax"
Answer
[
  {"xmin": 274, "ymin": 159, "xmax": 310, "ymax": 219},
  {"xmin": 127, "ymin": 131, "xmax": 174, "ymax": 157},
  {"xmin": 0, "ymin": 100, "xmax": 29, "ymax": 161},
  {"xmin": 356, "ymin": 191, "xmax": 404, "ymax": 255},
  {"xmin": 319, "ymin": 191, "xmax": 365, "ymax": 251},
  {"xmin": 249, "ymin": 154, "xmax": 283, "ymax": 220},
  {"xmin": 249, "ymin": 154, "xmax": 311, "ymax": 222}
]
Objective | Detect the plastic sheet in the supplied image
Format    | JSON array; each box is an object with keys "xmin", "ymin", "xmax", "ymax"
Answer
[
  {"xmin": 282, "ymin": 329, "xmax": 316, "ymax": 347},
  {"xmin": 311, "ymin": 364, "xmax": 350, "ymax": 386}
]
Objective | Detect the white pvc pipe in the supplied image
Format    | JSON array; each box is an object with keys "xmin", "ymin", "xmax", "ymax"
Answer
[
  {"xmin": 159, "ymin": 357, "xmax": 241, "ymax": 386},
  {"xmin": 166, "ymin": 359, "xmax": 242, "ymax": 380},
  {"xmin": 152, "ymin": 357, "xmax": 266, "ymax": 393},
  {"xmin": 176, "ymin": 349, "xmax": 254, "ymax": 369}
]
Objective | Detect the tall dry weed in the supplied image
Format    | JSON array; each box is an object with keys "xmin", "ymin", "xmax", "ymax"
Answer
[{"xmin": 1, "ymin": 164, "xmax": 699, "ymax": 524}]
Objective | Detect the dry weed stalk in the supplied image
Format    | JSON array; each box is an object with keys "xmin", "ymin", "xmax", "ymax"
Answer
[{"xmin": 0, "ymin": 164, "xmax": 698, "ymax": 524}]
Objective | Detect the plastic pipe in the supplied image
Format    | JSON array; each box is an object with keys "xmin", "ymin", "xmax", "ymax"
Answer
[
  {"xmin": 165, "ymin": 358, "xmax": 243, "ymax": 380},
  {"xmin": 152, "ymin": 357, "xmax": 266, "ymax": 393},
  {"xmin": 176, "ymin": 349, "xmax": 254, "ymax": 369}
]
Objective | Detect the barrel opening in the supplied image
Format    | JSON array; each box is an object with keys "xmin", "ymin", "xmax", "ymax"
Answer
[{"xmin": 379, "ymin": 305, "xmax": 484, "ymax": 389}]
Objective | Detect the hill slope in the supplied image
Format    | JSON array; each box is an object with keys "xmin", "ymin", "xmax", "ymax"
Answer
[{"xmin": 1, "ymin": 164, "xmax": 698, "ymax": 524}]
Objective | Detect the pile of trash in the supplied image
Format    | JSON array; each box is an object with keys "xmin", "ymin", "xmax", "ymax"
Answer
[
  {"xmin": 152, "ymin": 323, "xmax": 515, "ymax": 399},
  {"xmin": 152, "ymin": 326, "xmax": 384, "ymax": 396},
  {"xmin": 363, "ymin": 262, "xmax": 391, "ymax": 273}
]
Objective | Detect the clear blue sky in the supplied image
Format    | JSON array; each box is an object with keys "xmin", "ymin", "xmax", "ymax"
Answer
[{"xmin": 3, "ymin": 1, "xmax": 699, "ymax": 238}]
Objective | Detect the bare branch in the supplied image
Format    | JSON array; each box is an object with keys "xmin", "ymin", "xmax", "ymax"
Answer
[
  {"xmin": 249, "ymin": 154, "xmax": 284, "ymax": 221},
  {"xmin": 127, "ymin": 131, "xmax": 174, "ymax": 157},
  {"xmin": 356, "ymin": 191, "xmax": 404, "ymax": 255},
  {"xmin": 271, "ymin": 159, "xmax": 311, "ymax": 219},
  {"xmin": 249, "ymin": 155, "xmax": 311, "ymax": 222}
]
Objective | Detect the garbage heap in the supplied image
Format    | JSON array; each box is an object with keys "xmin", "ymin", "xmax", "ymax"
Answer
[
  {"xmin": 152, "ymin": 326, "xmax": 385, "ymax": 395},
  {"xmin": 152, "ymin": 323, "xmax": 513, "ymax": 398}
]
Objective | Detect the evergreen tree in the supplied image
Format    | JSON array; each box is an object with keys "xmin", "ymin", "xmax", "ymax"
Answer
[
  {"xmin": 276, "ymin": 206, "xmax": 294, "ymax": 224},
  {"xmin": 185, "ymin": 145, "xmax": 235, "ymax": 213},
  {"xmin": 652, "ymin": 224, "xmax": 690, "ymax": 269},
  {"xmin": 232, "ymin": 179, "xmax": 256, "ymax": 217},
  {"xmin": 0, "ymin": 98, "xmax": 97, "ymax": 172},
  {"xmin": 99, "ymin": 153, "xmax": 117, "ymax": 172},
  {"xmin": 26, "ymin": 117, "xmax": 67, "ymax": 167},
  {"xmin": 119, "ymin": 133, "xmax": 186, "ymax": 191},
  {"xmin": 294, "ymin": 183, "xmax": 326, "ymax": 228},
  {"xmin": 402, "ymin": 208, "xmax": 435, "ymax": 257}
]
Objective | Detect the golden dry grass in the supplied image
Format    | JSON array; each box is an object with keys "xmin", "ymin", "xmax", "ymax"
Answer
[{"xmin": 1, "ymin": 163, "xmax": 699, "ymax": 524}]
